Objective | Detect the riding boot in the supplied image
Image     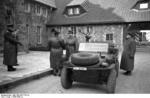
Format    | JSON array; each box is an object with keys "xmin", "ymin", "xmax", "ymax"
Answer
[{"xmin": 8, "ymin": 66, "xmax": 16, "ymax": 71}]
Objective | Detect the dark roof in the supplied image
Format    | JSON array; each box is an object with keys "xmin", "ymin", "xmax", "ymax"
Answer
[
  {"xmin": 34, "ymin": 0, "xmax": 56, "ymax": 8},
  {"xmin": 48, "ymin": 0, "xmax": 150, "ymax": 26}
]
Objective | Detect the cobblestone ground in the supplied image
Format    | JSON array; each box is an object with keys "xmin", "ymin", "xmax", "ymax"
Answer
[{"xmin": 4, "ymin": 51, "xmax": 150, "ymax": 94}]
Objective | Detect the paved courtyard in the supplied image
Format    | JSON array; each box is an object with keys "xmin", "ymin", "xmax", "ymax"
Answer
[
  {"xmin": 1, "ymin": 50, "xmax": 150, "ymax": 93},
  {"xmin": 116, "ymin": 51, "xmax": 150, "ymax": 93},
  {"xmin": 0, "ymin": 51, "xmax": 50, "ymax": 84}
]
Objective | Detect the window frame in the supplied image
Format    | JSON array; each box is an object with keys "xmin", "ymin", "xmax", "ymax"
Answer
[
  {"xmin": 106, "ymin": 33, "xmax": 113, "ymax": 41},
  {"xmin": 140, "ymin": 3, "xmax": 149, "ymax": 9},
  {"xmin": 37, "ymin": 26, "xmax": 42, "ymax": 44},
  {"xmin": 36, "ymin": 5, "xmax": 41, "ymax": 15},
  {"xmin": 68, "ymin": 8, "xmax": 74, "ymax": 15},
  {"xmin": 132, "ymin": 1, "xmax": 150, "ymax": 12},
  {"xmin": 87, "ymin": 26, "xmax": 93, "ymax": 33},
  {"xmin": 67, "ymin": 7, "xmax": 81, "ymax": 16},
  {"xmin": 24, "ymin": 3, "xmax": 30, "ymax": 12},
  {"xmin": 31, "ymin": 4, "xmax": 36, "ymax": 14},
  {"xmin": 42, "ymin": 7, "xmax": 47, "ymax": 17},
  {"xmin": 74, "ymin": 7, "xmax": 80, "ymax": 15}
]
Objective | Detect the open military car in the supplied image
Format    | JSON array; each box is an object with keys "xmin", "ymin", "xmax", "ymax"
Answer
[{"xmin": 61, "ymin": 42, "xmax": 119, "ymax": 93}]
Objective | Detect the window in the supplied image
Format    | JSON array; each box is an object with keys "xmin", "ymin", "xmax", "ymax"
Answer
[
  {"xmin": 106, "ymin": 34, "xmax": 113, "ymax": 41},
  {"xmin": 37, "ymin": 5, "xmax": 41, "ymax": 15},
  {"xmin": 24, "ymin": 3, "xmax": 30, "ymax": 12},
  {"xmin": 31, "ymin": 4, "xmax": 36, "ymax": 14},
  {"xmin": 132, "ymin": 1, "xmax": 150, "ymax": 11},
  {"xmin": 66, "ymin": 7, "xmax": 85, "ymax": 16},
  {"xmin": 68, "ymin": 7, "xmax": 80, "ymax": 15},
  {"xmin": 87, "ymin": 26, "xmax": 93, "ymax": 33},
  {"xmin": 74, "ymin": 8, "xmax": 80, "ymax": 15},
  {"xmin": 26, "ymin": 25, "xmax": 30, "ymax": 45},
  {"xmin": 140, "ymin": 3, "xmax": 148, "ymax": 9},
  {"xmin": 37, "ymin": 26, "xmax": 42, "ymax": 44},
  {"xmin": 48, "ymin": 8, "xmax": 51, "ymax": 16},
  {"xmin": 42, "ymin": 7, "xmax": 47, "ymax": 17},
  {"xmin": 68, "ymin": 8, "xmax": 73, "ymax": 15}
]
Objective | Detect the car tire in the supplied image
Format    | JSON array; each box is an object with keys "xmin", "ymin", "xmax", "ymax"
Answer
[
  {"xmin": 107, "ymin": 69, "xmax": 117, "ymax": 93},
  {"xmin": 61, "ymin": 68, "xmax": 72, "ymax": 89},
  {"xmin": 71, "ymin": 53, "xmax": 99, "ymax": 66}
]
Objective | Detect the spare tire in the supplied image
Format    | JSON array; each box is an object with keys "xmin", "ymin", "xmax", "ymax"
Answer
[{"xmin": 71, "ymin": 53, "xmax": 99, "ymax": 66}]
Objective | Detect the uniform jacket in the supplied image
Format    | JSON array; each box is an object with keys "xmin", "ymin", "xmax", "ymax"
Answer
[
  {"xmin": 65, "ymin": 36, "xmax": 79, "ymax": 60},
  {"xmin": 48, "ymin": 36, "xmax": 65, "ymax": 69}
]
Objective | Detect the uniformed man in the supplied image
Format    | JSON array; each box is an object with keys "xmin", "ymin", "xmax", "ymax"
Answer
[
  {"xmin": 3, "ymin": 24, "xmax": 22, "ymax": 71},
  {"xmin": 120, "ymin": 32, "xmax": 136, "ymax": 75}
]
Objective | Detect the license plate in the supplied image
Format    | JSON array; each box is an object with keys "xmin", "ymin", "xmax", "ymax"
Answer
[{"xmin": 73, "ymin": 67, "xmax": 87, "ymax": 71}]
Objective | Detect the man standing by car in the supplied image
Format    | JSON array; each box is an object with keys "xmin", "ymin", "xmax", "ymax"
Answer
[
  {"xmin": 120, "ymin": 32, "xmax": 136, "ymax": 75},
  {"xmin": 3, "ymin": 24, "xmax": 22, "ymax": 71},
  {"xmin": 48, "ymin": 29, "xmax": 65, "ymax": 76},
  {"xmin": 65, "ymin": 30, "xmax": 79, "ymax": 61}
]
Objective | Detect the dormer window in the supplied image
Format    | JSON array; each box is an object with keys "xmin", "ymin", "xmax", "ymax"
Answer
[
  {"xmin": 67, "ymin": 7, "xmax": 81, "ymax": 16},
  {"xmin": 74, "ymin": 8, "xmax": 80, "ymax": 15},
  {"xmin": 132, "ymin": 0, "xmax": 150, "ymax": 12},
  {"xmin": 64, "ymin": 0, "xmax": 88, "ymax": 17},
  {"xmin": 140, "ymin": 3, "xmax": 148, "ymax": 9},
  {"xmin": 68, "ymin": 8, "xmax": 73, "ymax": 15}
]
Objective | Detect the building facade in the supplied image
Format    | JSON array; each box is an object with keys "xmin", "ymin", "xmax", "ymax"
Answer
[
  {"xmin": 48, "ymin": 25, "xmax": 124, "ymax": 50},
  {"xmin": 17, "ymin": 0, "xmax": 56, "ymax": 51},
  {"xmin": 1, "ymin": 0, "xmax": 150, "ymax": 52},
  {"xmin": 1, "ymin": 0, "xmax": 56, "ymax": 52},
  {"xmin": 47, "ymin": 0, "xmax": 150, "ymax": 51}
]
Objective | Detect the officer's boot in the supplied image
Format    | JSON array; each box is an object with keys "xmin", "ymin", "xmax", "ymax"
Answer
[{"xmin": 8, "ymin": 66, "xmax": 16, "ymax": 71}]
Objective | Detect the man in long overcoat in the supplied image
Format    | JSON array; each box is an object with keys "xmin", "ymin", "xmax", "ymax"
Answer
[
  {"xmin": 3, "ymin": 24, "xmax": 22, "ymax": 71},
  {"xmin": 48, "ymin": 29, "xmax": 65, "ymax": 76},
  {"xmin": 120, "ymin": 32, "xmax": 136, "ymax": 75}
]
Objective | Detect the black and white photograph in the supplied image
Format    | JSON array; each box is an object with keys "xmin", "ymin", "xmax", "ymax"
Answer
[{"xmin": 0, "ymin": 0, "xmax": 150, "ymax": 95}]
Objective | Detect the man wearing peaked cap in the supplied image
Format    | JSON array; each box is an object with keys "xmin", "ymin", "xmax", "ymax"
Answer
[
  {"xmin": 65, "ymin": 29, "xmax": 79, "ymax": 61},
  {"xmin": 3, "ymin": 24, "xmax": 23, "ymax": 71},
  {"xmin": 48, "ymin": 28, "xmax": 65, "ymax": 76},
  {"xmin": 120, "ymin": 32, "xmax": 136, "ymax": 75}
]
